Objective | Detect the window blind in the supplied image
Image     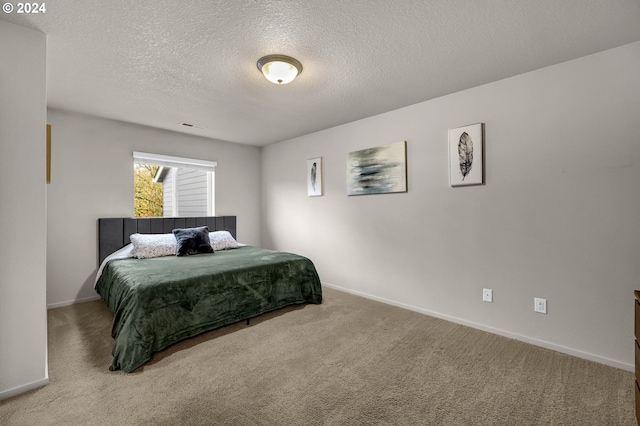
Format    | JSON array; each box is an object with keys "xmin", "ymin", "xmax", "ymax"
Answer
[{"xmin": 133, "ymin": 151, "xmax": 217, "ymax": 173}]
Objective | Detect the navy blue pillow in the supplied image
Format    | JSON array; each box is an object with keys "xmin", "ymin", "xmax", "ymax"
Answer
[{"xmin": 172, "ymin": 226, "xmax": 214, "ymax": 256}]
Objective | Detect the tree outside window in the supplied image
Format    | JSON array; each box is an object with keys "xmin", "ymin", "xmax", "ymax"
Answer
[{"xmin": 134, "ymin": 164, "xmax": 163, "ymax": 217}]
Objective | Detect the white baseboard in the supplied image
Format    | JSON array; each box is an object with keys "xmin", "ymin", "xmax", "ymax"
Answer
[
  {"xmin": 47, "ymin": 294, "xmax": 101, "ymax": 309},
  {"xmin": 322, "ymin": 282, "xmax": 633, "ymax": 372},
  {"xmin": 0, "ymin": 377, "xmax": 49, "ymax": 401}
]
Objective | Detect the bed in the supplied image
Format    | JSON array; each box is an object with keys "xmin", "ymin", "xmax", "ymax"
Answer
[{"xmin": 95, "ymin": 216, "xmax": 323, "ymax": 372}]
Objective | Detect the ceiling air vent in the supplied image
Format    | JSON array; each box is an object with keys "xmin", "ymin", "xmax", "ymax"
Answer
[{"xmin": 181, "ymin": 122, "xmax": 207, "ymax": 130}]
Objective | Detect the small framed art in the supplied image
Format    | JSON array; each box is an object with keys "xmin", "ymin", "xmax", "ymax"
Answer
[
  {"xmin": 307, "ymin": 157, "xmax": 323, "ymax": 196},
  {"xmin": 46, "ymin": 124, "xmax": 51, "ymax": 183},
  {"xmin": 449, "ymin": 123, "xmax": 484, "ymax": 187}
]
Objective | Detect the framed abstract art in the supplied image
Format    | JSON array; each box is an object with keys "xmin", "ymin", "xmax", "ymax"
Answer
[{"xmin": 347, "ymin": 141, "xmax": 407, "ymax": 196}]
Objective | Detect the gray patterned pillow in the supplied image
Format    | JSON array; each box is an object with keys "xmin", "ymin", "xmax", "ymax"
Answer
[
  {"xmin": 208, "ymin": 231, "xmax": 240, "ymax": 251},
  {"xmin": 129, "ymin": 233, "xmax": 177, "ymax": 259}
]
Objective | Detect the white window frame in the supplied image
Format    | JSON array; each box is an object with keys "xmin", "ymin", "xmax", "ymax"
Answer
[{"xmin": 133, "ymin": 152, "xmax": 216, "ymax": 217}]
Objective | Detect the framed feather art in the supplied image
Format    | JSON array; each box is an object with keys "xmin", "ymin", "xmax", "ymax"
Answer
[
  {"xmin": 307, "ymin": 157, "xmax": 323, "ymax": 196},
  {"xmin": 449, "ymin": 123, "xmax": 484, "ymax": 187}
]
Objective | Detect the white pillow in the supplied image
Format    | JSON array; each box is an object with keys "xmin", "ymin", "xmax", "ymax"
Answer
[
  {"xmin": 129, "ymin": 233, "xmax": 177, "ymax": 259},
  {"xmin": 209, "ymin": 231, "xmax": 240, "ymax": 251}
]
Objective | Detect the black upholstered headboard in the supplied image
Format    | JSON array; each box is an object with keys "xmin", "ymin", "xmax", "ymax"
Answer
[{"xmin": 98, "ymin": 216, "xmax": 237, "ymax": 265}]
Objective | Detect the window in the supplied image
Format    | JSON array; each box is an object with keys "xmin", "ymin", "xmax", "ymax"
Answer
[{"xmin": 133, "ymin": 152, "xmax": 216, "ymax": 218}]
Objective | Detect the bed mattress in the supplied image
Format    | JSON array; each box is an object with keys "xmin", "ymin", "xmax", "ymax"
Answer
[{"xmin": 95, "ymin": 245, "xmax": 322, "ymax": 372}]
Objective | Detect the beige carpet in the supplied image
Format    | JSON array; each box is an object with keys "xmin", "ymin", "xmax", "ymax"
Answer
[{"xmin": 0, "ymin": 287, "xmax": 635, "ymax": 425}]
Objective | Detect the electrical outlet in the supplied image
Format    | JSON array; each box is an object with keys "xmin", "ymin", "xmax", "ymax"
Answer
[
  {"xmin": 483, "ymin": 288, "xmax": 493, "ymax": 303},
  {"xmin": 534, "ymin": 297, "xmax": 547, "ymax": 314}
]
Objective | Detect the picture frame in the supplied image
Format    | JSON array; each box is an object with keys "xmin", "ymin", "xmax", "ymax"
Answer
[
  {"xmin": 46, "ymin": 124, "xmax": 51, "ymax": 184},
  {"xmin": 449, "ymin": 123, "xmax": 484, "ymax": 187},
  {"xmin": 307, "ymin": 157, "xmax": 323, "ymax": 196},
  {"xmin": 347, "ymin": 140, "xmax": 407, "ymax": 196}
]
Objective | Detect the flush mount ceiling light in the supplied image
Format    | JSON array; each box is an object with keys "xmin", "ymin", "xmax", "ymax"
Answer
[{"xmin": 257, "ymin": 54, "xmax": 303, "ymax": 85}]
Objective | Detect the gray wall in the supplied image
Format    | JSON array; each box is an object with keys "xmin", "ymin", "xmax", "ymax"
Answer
[
  {"xmin": 0, "ymin": 21, "xmax": 48, "ymax": 399},
  {"xmin": 261, "ymin": 42, "xmax": 640, "ymax": 370},
  {"xmin": 46, "ymin": 109, "xmax": 262, "ymax": 307}
]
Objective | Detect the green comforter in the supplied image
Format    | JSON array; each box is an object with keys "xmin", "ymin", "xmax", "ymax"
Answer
[{"xmin": 95, "ymin": 246, "xmax": 322, "ymax": 372}]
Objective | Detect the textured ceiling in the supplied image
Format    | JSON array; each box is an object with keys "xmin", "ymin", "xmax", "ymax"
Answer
[{"xmin": 3, "ymin": 0, "xmax": 640, "ymax": 146}]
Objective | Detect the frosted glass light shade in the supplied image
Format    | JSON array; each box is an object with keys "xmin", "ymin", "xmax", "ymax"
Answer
[{"xmin": 257, "ymin": 55, "xmax": 303, "ymax": 85}]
